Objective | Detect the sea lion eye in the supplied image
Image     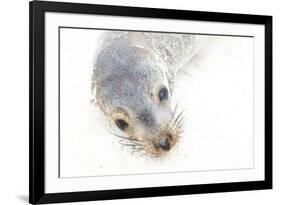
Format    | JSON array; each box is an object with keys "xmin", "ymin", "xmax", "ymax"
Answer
[
  {"xmin": 159, "ymin": 87, "xmax": 169, "ymax": 101},
  {"xmin": 115, "ymin": 119, "xmax": 129, "ymax": 130}
]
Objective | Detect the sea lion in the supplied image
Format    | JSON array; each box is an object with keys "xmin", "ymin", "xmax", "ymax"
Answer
[{"xmin": 91, "ymin": 31, "xmax": 204, "ymax": 157}]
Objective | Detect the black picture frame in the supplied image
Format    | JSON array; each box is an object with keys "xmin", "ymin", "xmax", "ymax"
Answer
[{"xmin": 29, "ymin": 0, "xmax": 272, "ymax": 204}]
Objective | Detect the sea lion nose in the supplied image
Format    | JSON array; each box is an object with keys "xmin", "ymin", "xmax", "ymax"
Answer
[{"xmin": 159, "ymin": 139, "xmax": 170, "ymax": 151}]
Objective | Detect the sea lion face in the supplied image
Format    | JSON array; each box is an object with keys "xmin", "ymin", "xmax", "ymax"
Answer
[{"xmin": 94, "ymin": 43, "xmax": 183, "ymax": 157}]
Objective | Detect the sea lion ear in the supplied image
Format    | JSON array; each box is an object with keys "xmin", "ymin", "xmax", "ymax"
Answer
[
  {"xmin": 90, "ymin": 98, "xmax": 97, "ymax": 106},
  {"xmin": 90, "ymin": 79, "xmax": 99, "ymax": 107},
  {"xmin": 165, "ymin": 70, "xmax": 175, "ymax": 95},
  {"xmin": 168, "ymin": 79, "xmax": 175, "ymax": 95},
  {"xmin": 90, "ymin": 90, "xmax": 101, "ymax": 107}
]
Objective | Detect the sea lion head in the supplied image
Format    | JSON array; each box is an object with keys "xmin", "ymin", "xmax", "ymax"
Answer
[{"xmin": 92, "ymin": 38, "xmax": 183, "ymax": 157}]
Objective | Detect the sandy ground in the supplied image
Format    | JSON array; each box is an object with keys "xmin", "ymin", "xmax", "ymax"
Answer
[{"xmin": 59, "ymin": 29, "xmax": 254, "ymax": 178}]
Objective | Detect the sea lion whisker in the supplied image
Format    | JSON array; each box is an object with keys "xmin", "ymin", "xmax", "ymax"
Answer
[
  {"xmin": 107, "ymin": 130, "xmax": 140, "ymax": 143},
  {"xmin": 119, "ymin": 139, "xmax": 142, "ymax": 146},
  {"xmin": 170, "ymin": 123, "xmax": 185, "ymax": 137},
  {"xmin": 119, "ymin": 140, "xmax": 142, "ymax": 146},
  {"xmin": 128, "ymin": 136, "xmax": 141, "ymax": 142},
  {"xmin": 170, "ymin": 117, "xmax": 185, "ymax": 132},
  {"xmin": 118, "ymin": 139, "xmax": 127, "ymax": 144},
  {"xmin": 131, "ymin": 149, "xmax": 145, "ymax": 154},
  {"xmin": 107, "ymin": 130, "xmax": 129, "ymax": 139},
  {"xmin": 137, "ymin": 151, "xmax": 148, "ymax": 158},
  {"xmin": 168, "ymin": 116, "xmax": 182, "ymax": 131},
  {"xmin": 169, "ymin": 117, "xmax": 182, "ymax": 129},
  {"xmin": 177, "ymin": 125, "xmax": 185, "ymax": 133},
  {"xmin": 169, "ymin": 112, "xmax": 186, "ymax": 133},
  {"xmin": 133, "ymin": 147, "xmax": 145, "ymax": 152},
  {"xmin": 174, "ymin": 110, "xmax": 185, "ymax": 125},
  {"xmin": 132, "ymin": 147, "xmax": 147, "ymax": 156},
  {"xmin": 120, "ymin": 143, "xmax": 142, "ymax": 147},
  {"xmin": 170, "ymin": 127, "xmax": 178, "ymax": 135},
  {"xmin": 176, "ymin": 116, "xmax": 187, "ymax": 126},
  {"xmin": 176, "ymin": 121, "xmax": 187, "ymax": 130},
  {"xmin": 176, "ymin": 123, "xmax": 186, "ymax": 131},
  {"xmin": 169, "ymin": 103, "xmax": 179, "ymax": 124}
]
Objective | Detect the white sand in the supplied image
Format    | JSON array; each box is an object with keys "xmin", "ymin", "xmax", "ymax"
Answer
[{"xmin": 59, "ymin": 29, "xmax": 254, "ymax": 178}]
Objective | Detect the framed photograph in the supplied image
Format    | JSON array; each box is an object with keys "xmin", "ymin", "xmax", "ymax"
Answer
[{"xmin": 29, "ymin": 0, "xmax": 272, "ymax": 204}]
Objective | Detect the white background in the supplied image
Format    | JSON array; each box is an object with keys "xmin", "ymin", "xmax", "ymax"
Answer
[
  {"xmin": 59, "ymin": 30, "xmax": 254, "ymax": 178},
  {"xmin": 0, "ymin": 0, "xmax": 279, "ymax": 204}
]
